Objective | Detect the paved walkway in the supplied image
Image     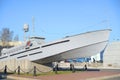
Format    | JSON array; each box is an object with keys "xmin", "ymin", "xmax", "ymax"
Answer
[{"xmin": 7, "ymin": 70, "xmax": 120, "ymax": 80}]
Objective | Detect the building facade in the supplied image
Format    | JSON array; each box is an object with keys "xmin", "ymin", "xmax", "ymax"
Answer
[
  {"xmin": 0, "ymin": 41, "xmax": 22, "ymax": 47},
  {"xmin": 103, "ymin": 41, "xmax": 120, "ymax": 68}
]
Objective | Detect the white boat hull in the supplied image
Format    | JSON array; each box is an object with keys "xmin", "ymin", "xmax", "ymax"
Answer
[
  {"xmin": 29, "ymin": 29, "xmax": 111, "ymax": 63},
  {"xmin": 34, "ymin": 41, "xmax": 108, "ymax": 64},
  {"xmin": 0, "ymin": 29, "xmax": 111, "ymax": 64}
]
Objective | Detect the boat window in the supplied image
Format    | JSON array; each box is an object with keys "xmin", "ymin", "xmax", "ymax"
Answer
[
  {"xmin": 0, "ymin": 56, "xmax": 8, "ymax": 59},
  {"xmin": 10, "ymin": 47, "xmax": 40, "ymax": 56},
  {"xmin": 25, "ymin": 47, "xmax": 40, "ymax": 51},
  {"xmin": 29, "ymin": 51, "xmax": 42, "ymax": 56},
  {"xmin": 17, "ymin": 55, "xmax": 27, "ymax": 59},
  {"xmin": 41, "ymin": 40, "xmax": 70, "ymax": 48}
]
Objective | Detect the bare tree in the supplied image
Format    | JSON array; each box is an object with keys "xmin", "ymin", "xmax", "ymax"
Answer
[
  {"xmin": 14, "ymin": 35, "xmax": 19, "ymax": 41},
  {"xmin": 0, "ymin": 28, "xmax": 13, "ymax": 47}
]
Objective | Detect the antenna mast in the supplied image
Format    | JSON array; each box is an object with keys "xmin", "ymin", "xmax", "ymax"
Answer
[
  {"xmin": 23, "ymin": 24, "xmax": 29, "ymax": 41},
  {"xmin": 32, "ymin": 16, "xmax": 35, "ymax": 36}
]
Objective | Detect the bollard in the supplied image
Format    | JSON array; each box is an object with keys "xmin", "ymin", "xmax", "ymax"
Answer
[
  {"xmin": 33, "ymin": 66, "xmax": 36, "ymax": 76},
  {"xmin": 18, "ymin": 66, "xmax": 20, "ymax": 75},
  {"xmin": 72, "ymin": 64, "xmax": 75, "ymax": 73},
  {"xmin": 4, "ymin": 65, "xmax": 7, "ymax": 74},
  {"xmin": 55, "ymin": 64, "xmax": 58, "ymax": 74},
  {"xmin": 70, "ymin": 64, "xmax": 72, "ymax": 71},
  {"xmin": 53, "ymin": 62, "xmax": 58, "ymax": 74},
  {"xmin": 70, "ymin": 64, "xmax": 75, "ymax": 73},
  {"xmin": 84, "ymin": 64, "xmax": 87, "ymax": 71},
  {"xmin": 71, "ymin": 64, "xmax": 75, "ymax": 73}
]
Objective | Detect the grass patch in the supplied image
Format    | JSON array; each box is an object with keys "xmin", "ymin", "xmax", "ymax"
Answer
[
  {"xmin": 39, "ymin": 71, "xmax": 72, "ymax": 76},
  {"xmin": 12, "ymin": 71, "xmax": 74, "ymax": 76}
]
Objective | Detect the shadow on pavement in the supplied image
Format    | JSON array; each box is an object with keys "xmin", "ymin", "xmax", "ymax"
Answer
[
  {"xmin": 0, "ymin": 72, "xmax": 14, "ymax": 79},
  {"xmin": 56, "ymin": 68, "xmax": 100, "ymax": 71}
]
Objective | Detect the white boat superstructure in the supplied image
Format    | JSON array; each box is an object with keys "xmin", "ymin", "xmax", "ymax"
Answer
[{"xmin": 0, "ymin": 29, "xmax": 111, "ymax": 64}]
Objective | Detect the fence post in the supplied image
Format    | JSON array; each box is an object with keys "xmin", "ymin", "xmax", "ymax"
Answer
[
  {"xmin": 4, "ymin": 65, "xmax": 7, "ymax": 74},
  {"xmin": 53, "ymin": 62, "xmax": 58, "ymax": 74},
  {"xmin": 33, "ymin": 66, "xmax": 36, "ymax": 76},
  {"xmin": 55, "ymin": 64, "xmax": 58, "ymax": 74},
  {"xmin": 70, "ymin": 64, "xmax": 75, "ymax": 73},
  {"xmin": 72, "ymin": 64, "xmax": 75, "ymax": 73},
  {"xmin": 84, "ymin": 64, "xmax": 87, "ymax": 71},
  {"xmin": 70, "ymin": 64, "xmax": 72, "ymax": 71},
  {"xmin": 18, "ymin": 66, "xmax": 20, "ymax": 75}
]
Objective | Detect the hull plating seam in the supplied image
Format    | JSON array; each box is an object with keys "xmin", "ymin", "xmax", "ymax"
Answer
[{"xmin": 10, "ymin": 47, "xmax": 40, "ymax": 56}]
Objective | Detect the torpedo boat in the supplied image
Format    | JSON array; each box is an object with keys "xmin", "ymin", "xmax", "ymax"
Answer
[{"xmin": 0, "ymin": 29, "xmax": 111, "ymax": 64}]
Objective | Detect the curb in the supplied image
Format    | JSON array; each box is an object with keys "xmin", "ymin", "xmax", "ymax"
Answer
[
  {"xmin": 7, "ymin": 75, "xmax": 38, "ymax": 80},
  {"xmin": 87, "ymin": 74, "xmax": 120, "ymax": 80}
]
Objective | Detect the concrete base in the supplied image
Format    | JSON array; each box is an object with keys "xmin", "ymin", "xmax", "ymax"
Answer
[{"xmin": 0, "ymin": 58, "xmax": 52, "ymax": 73}]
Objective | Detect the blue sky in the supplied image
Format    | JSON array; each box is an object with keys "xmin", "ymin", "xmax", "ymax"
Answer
[{"xmin": 0, "ymin": 0, "xmax": 120, "ymax": 42}]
